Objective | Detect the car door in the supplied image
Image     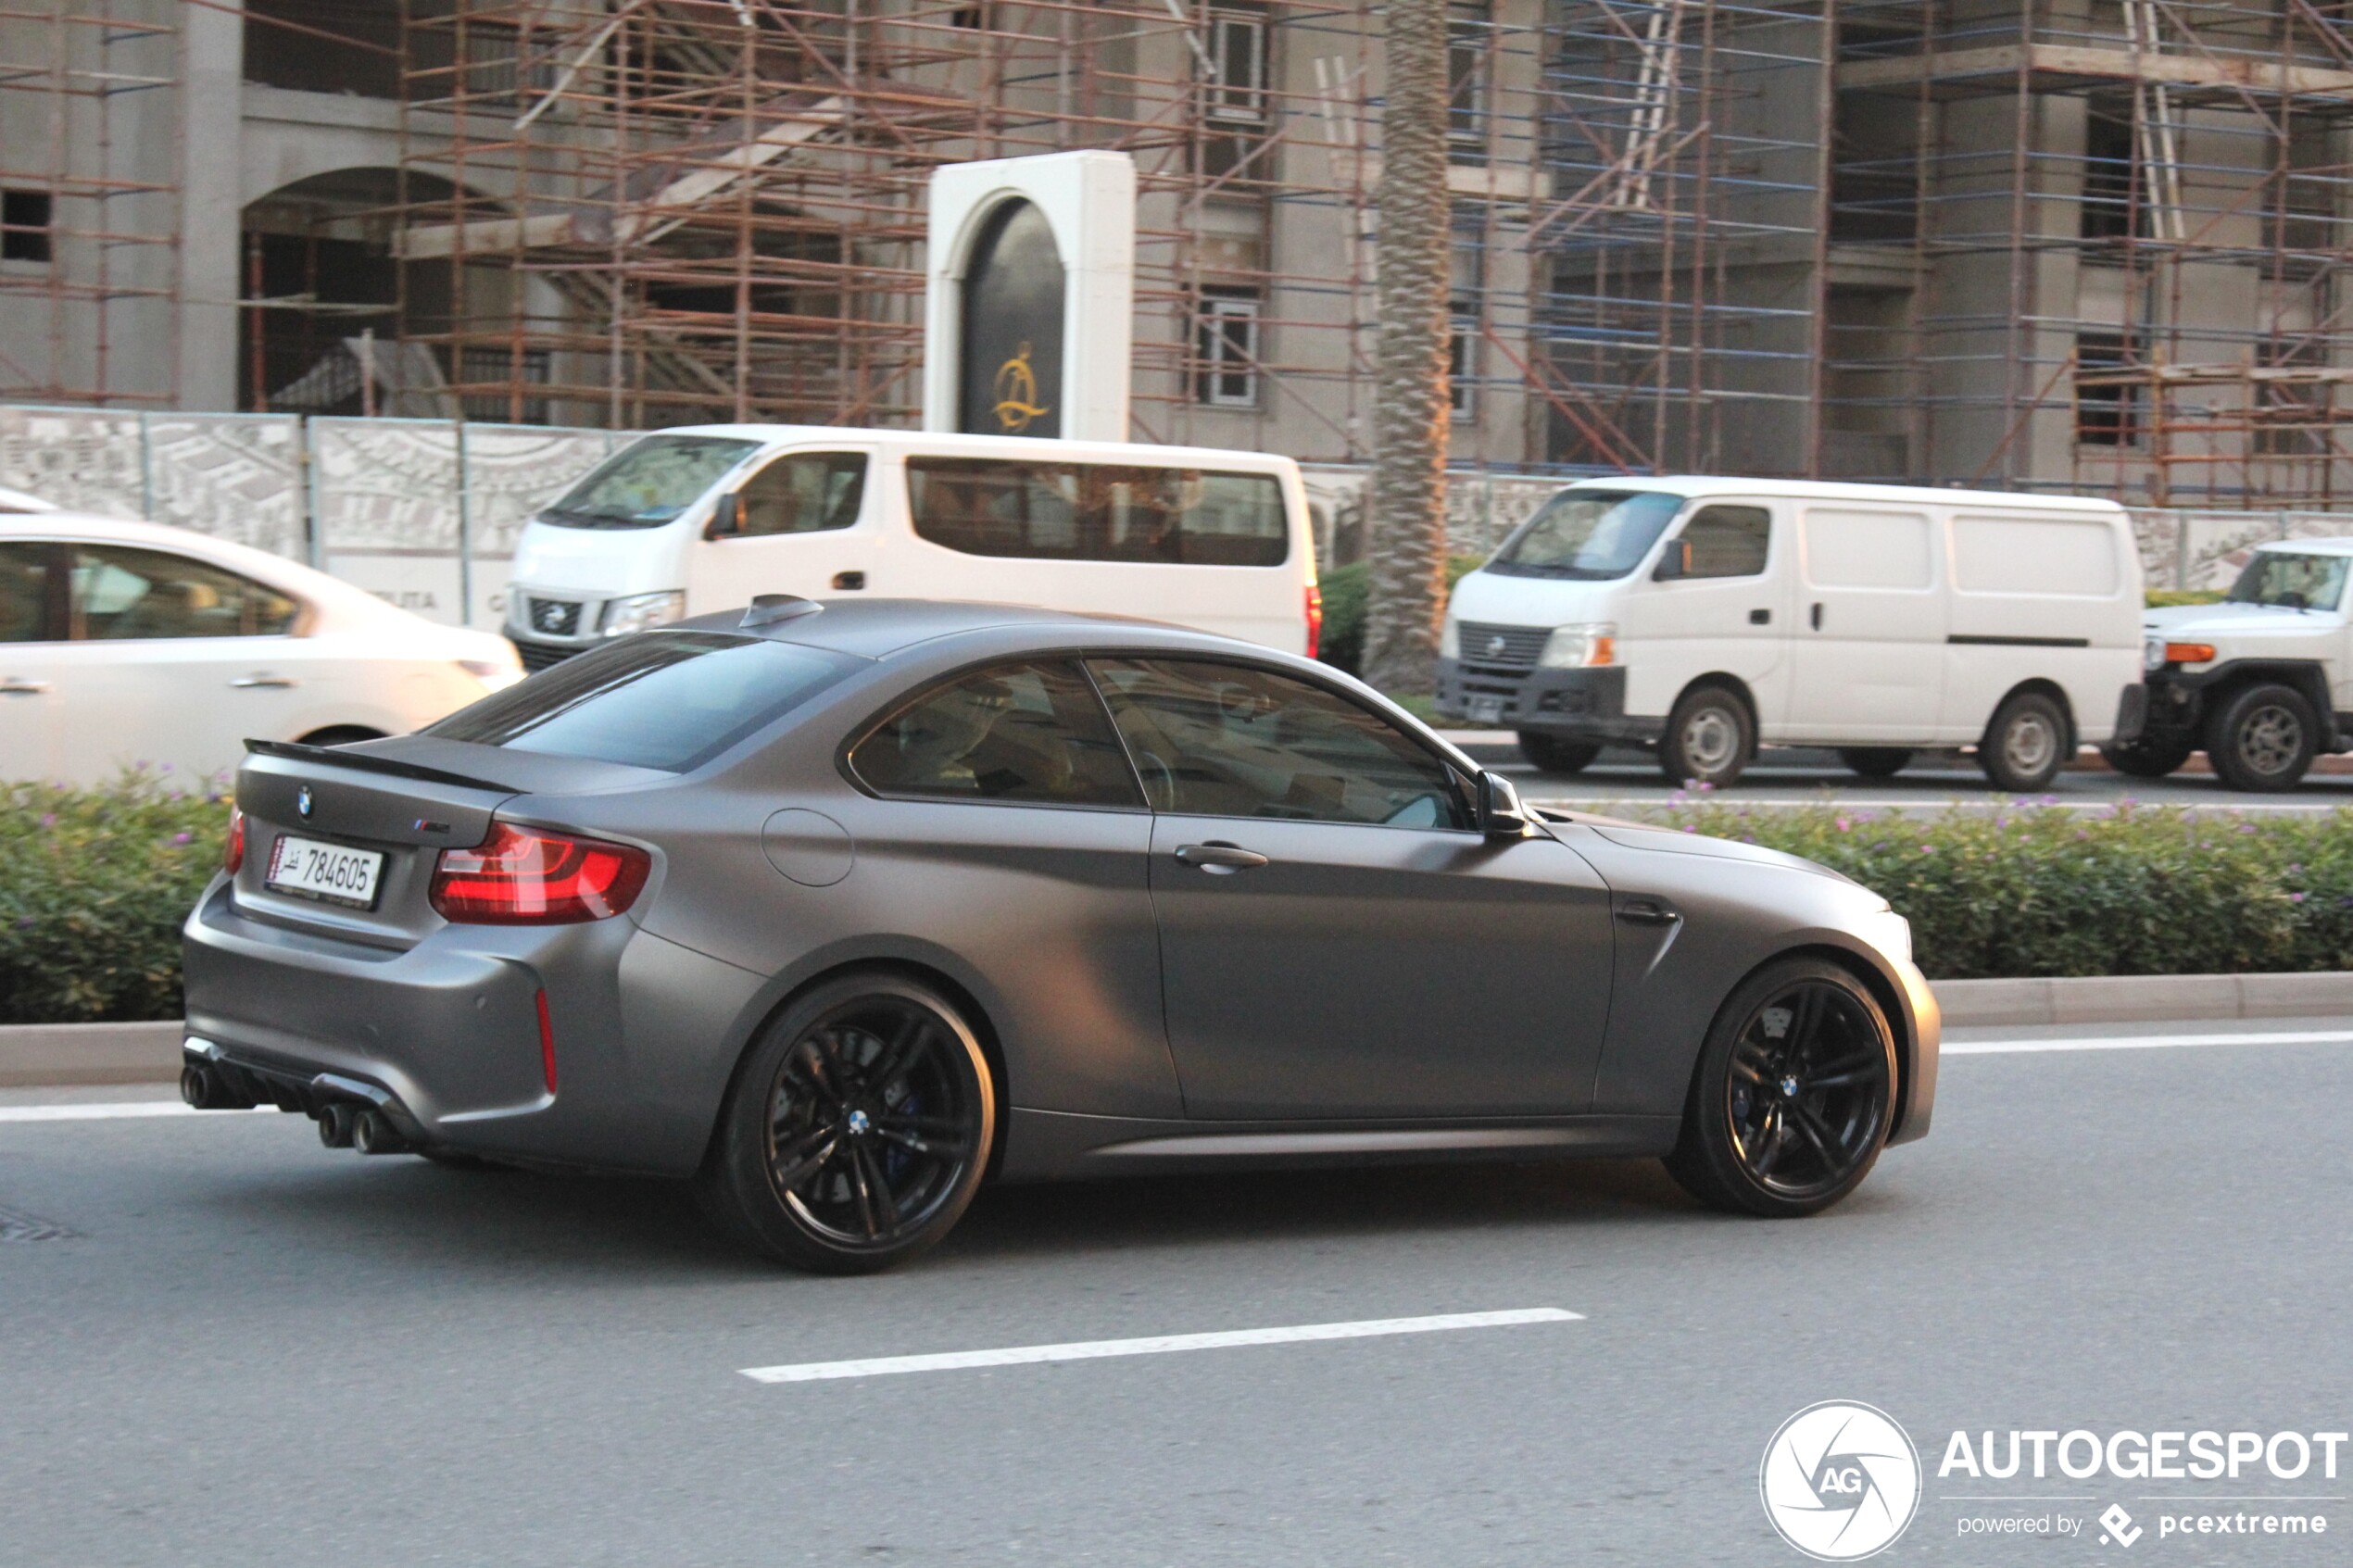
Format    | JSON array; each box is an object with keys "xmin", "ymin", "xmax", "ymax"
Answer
[
  {"xmin": 1785, "ymin": 505, "xmax": 1947, "ymax": 741},
  {"xmin": 1632, "ymin": 500, "xmax": 1794, "ymax": 734},
  {"xmin": 0, "ymin": 541, "xmax": 65, "ymax": 781},
  {"xmin": 686, "ymin": 448, "xmax": 875, "ymax": 608},
  {"xmin": 53, "ymin": 543, "xmax": 309, "ymax": 785},
  {"xmin": 1088, "ymin": 655, "xmax": 1616, "ymax": 1121}
]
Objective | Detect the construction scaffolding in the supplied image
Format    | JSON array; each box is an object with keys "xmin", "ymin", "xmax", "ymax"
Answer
[{"xmin": 0, "ymin": 0, "xmax": 182, "ymax": 406}]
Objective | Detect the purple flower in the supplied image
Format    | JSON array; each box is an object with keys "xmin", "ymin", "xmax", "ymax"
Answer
[
  {"xmin": 1835, "ymin": 817, "xmax": 1852, "ymax": 832},
  {"xmin": 2289, "ymin": 892, "xmax": 2308, "ymax": 903},
  {"xmin": 171, "ymin": 832, "xmax": 192, "ymax": 846},
  {"xmin": 39, "ymin": 813, "xmax": 56, "ymax": 830}
]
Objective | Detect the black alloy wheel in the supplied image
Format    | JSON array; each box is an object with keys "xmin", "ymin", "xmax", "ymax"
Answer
[
  {"xmin": 701, "ymin": 974, "xmax": 994, "ymax": 1273},
  {"xmin": 1837, "ymin": 747, "xmax": 1912, "ymax": 780},
  {"xmin": 2207, "ymin": 683, "xmax": 2318, "ymax": 794},
  {"xmin": 1666, "ymin": 958, "xmax": 1896, "ymax": 1217},
  {"xmin": 1518, "ymin": 733, "xmax": 1601, "ymax": 775}
]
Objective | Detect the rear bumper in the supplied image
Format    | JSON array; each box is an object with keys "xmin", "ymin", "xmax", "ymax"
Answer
[
  {"xmin": 1434, "ymin": 659, "xmax": 1657, "ymax": 744},
  {"xmin": 179, "ymin": 877, "xmax": 715, "ymax": 1173}
]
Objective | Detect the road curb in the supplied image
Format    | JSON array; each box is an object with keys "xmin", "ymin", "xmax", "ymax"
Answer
[{"xmin": 5, "ymin": 973, "xmax": 2352, "ymax": 1088}]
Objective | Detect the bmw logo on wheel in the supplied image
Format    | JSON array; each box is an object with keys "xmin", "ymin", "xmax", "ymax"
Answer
[{"xmin": 296, "ymin": 785, "xmax": 314, "ymax": 820}]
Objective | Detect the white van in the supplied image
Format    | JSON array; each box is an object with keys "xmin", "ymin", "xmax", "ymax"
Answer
[
  {"xmin": 501, "ymin": 426, "xmax": 1319, "ymax": 670},
  {"xmin": 1438, "ymin": 478, "xmax": 2145, "ymax": 790}
]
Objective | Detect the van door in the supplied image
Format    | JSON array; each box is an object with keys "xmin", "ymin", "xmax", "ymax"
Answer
[
  {"xmin": 685, "ymin": 448, "xmax": 875, "ymax": 610},
  {"xmin": 1786, "ymin": 506, "xmax": 1946, "ymax": 741},
  {"xmin": 0, "ymin": 541, "xmax": 63, "ymax": 782},
  {"xmin": 1629, "ymin": 500, "xmax": 1794, "ymax": 734}
]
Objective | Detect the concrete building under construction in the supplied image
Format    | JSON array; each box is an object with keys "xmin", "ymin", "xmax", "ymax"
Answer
[{"xmin": 2, "ymin": 0, "xmax": 2347, "ymax": 511}]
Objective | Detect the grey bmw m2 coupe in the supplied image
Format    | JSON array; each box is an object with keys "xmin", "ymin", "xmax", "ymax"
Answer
[{"xmin": 182, "ymin": 596, "xmax": 1937, "ymax": 1272}]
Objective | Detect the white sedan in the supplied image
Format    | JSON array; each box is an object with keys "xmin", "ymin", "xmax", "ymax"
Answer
[{"xmin": 1, "ymin": 513, "xmax": 522, "ymax": 785}]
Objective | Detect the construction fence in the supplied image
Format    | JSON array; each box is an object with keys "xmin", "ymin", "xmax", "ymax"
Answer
[{"xmin": 0, "ymin": 405, "xmax": 2334, "ymax": 624}]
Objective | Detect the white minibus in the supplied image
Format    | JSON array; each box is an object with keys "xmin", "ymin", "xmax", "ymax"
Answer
[
  {"xmin": 501, "ymin": 426, "xmax": 1320, "ymax": 670},
  {"xmin": 1438, "ymin": 477, "xmax": 2145, "ymax": 791}
]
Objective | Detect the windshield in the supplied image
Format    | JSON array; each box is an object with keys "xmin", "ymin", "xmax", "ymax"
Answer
[
  {"xmin": 539, "ymin": 435, "xmax": 762, "ymax": 530},
  {"xmin": 428, "ymin": 630, "xmax": 858, "ymax": 771},
  {"xmin": 1487, "ymin": 490, "xmax": 1685, "ymax": 580},
  {"xmin": 2227, "ymin": 552, "xmax": 2350, "ymax": 612}
]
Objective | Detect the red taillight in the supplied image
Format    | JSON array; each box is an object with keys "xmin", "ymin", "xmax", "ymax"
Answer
[
  {"xmin": 429, "ymin": 822, "xmax": 650, "ymax": 924},
  {"xmin": 224, "ymin": 807, "xmax": 245, "ymax": 874},
  {"xmin": 1304, "ymin": 582, "xmax": 1325, "ymax": 659}
]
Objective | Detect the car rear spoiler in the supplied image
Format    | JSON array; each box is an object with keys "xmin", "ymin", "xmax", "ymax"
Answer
[{"xmin": 243, "ymin": 738, "xmax": 516, "ymax": 794}]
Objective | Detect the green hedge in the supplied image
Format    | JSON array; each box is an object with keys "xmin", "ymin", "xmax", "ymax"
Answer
[
  {"xmin": 0, "ymin": 778, "xmax": 228, "ymax": 1024},
  {"xmin": 1315, "ymin": 556, "xmax": 1485, "ymax": 678},
  {"xmin": 1638, "ymin": 800, "xmax": 2353, "ymax": 980}
]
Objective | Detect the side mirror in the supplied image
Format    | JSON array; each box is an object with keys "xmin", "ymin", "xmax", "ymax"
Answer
[
  {"xmin": 706, "ymin": 493, "xmax": 743, "ymax": 539},
  {"xmin": 1478, "ymin": 770, "xmax": 1535, "ymax": 838},
  {"xmin": 1654, "ymin": 538, "xmax": 1692, "ymax": 581}
]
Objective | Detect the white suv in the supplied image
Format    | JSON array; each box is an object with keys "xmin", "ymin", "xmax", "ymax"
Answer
[{"xmin": 2110, "ymin": 537, "xmax": 2353, "ymax": 791}]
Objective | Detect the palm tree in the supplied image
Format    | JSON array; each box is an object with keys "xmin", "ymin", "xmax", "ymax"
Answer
[{"xmin": 1362, "ymin": 0, "xmax": 1453, "ymax": 696}]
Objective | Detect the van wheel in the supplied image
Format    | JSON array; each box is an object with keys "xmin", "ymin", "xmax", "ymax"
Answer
[
  {"xmin": 2207, "ymin": 684, "xmax": 2317, "ymax": 793},
  {"xmin": 2099, "ymin": 736, "xmax": 2194, "ymax": 780},
  {"xmin": 1658, "ymin": 686, "xmax": 1753, "ymax": 789},
  {"xmin": 1517, "ymin": 734, "xmax": 1600, "ymax": 775},
  {"xmin": 1979, "ymin": 693, "xmax": 2069, "ymax": 793},
  {"xmin": 1837, "ymin": 748, "xmax": 1912, "ymax": 780}
]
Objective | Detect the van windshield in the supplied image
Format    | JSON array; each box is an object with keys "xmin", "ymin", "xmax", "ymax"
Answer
[
  {"xmin": 2227, "ymin": 552, "xmax": 2349, "ymax": 612},
  {"xmin": 1486, "ymin": 491, "xmax": 1686, "ymax": 580},
  {"xmin": 539, "ymin": 435, "xmax": 762, "ymax": 530}
]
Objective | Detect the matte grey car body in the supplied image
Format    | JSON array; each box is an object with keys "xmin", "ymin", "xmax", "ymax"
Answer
[{"xmin": 181, "ymin": 599, "xmax": 1938, "ymax": 1262}]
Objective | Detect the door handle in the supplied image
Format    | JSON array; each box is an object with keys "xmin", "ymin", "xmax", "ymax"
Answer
[
  {"xmin": 831, "ymin": 571, "xmax": 866, "ymax": 591},
  {"xmin": 1617, "ymin": 899, "xmax": 1681, "ymax": 926},
  {"xmin": 231, "ymin": 674, "xmax": 296, "ymax": 689},
  {"xmin": 1749, "ymin": 608, "xmax": 1770, "ymax": 625},
  {"xmin": 1174, "ymin": 841, "xmax": 1269, "ymax": 872},
  {"xmin": 1809, "ymin": 602, "xmax": 1823, "ymax": 631},
  {"xmin": 0, "ymin": 677, "xmax": 51, "ymax": 695}
]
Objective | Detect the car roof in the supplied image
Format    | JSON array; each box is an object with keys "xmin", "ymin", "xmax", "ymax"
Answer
[
  {"xmin": 1565, "ymin": 475, "xmax": 2127, "ymax": 513},
  {"xmin": 674, "ymin": 596, "xmax": 1182, "ymax": 659},
  {"xmin": 638, "ymin": 423, "xmax": 1300, "ymax": 472},
  {"xmin": 2257, "ymin": 536, "xmax": 2353, "ymax": 555}
]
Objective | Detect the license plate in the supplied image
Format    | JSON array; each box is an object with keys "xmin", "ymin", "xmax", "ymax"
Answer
[
  {"xmin": 1467, "ymin": 695, "xmax": 1504, "ymax": 724},
  {"xmin": 265, "ymin": 834, "xmax": 386, "ymax": 909}
]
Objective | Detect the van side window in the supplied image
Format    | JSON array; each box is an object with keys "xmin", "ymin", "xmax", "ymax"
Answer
[
  {"xmin": 907, "ymin": 458, "xmax": 1289, "ymax": 566},
  {"xmin": 735, "ymin": 452, "xmax": 868, "ymax": 537},
  {"xmin": 1678, "ymin": 506, "xmax": 1771, "ymax": 579}
]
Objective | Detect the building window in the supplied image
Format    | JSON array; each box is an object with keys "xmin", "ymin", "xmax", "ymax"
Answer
[
  {"xmin": 1, "ymin": 188, "xmax": 52, "ymax": 265},
  {"xmin": 1448, "ymin": 2, "xmax": 1491, "ymax": 166},
  {"xmin": 1205, "ymin": 11, "xmax": 1268, "ymax": 129},
  {"xmin": 1196, "ymin": 292, "xmax": 1262, "ymax": 408},
  {"xmin": 2080, "ymin": 97, "xmax": 2147, "ymax": 244},
  {"xmin": 1450, "ymin": 304, "xmax": 1478, "ymax": 418},
  {"xmin": 2076, "ymin": 332, "xmax": 2141, "ymax": 446}
]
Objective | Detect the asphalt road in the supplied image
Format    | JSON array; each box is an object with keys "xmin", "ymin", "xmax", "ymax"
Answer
[
  {"xmin": 1442, "ymin": 734, "xmax": 2353, "ymax": 814},
  {"xmin": 1, "ymin": 1019, "xmax": 2347, "ymax": 1567}
]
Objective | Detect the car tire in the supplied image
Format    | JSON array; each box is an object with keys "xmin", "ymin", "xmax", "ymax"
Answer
[
  {"xmin": 2099, "ymin": 735, "xmax": 2195, "ymax": 780},
  {"xmin": 698, "ymin": 972, "xmax": 996, "ymax": 1275},
  {"xmin": 1664, "ymin": 957, "xmax": 1897, "ymax": 1219},
  {"xmin": 1837, "ymin": 747, "xmax": 1912, "ymax": 780},
  {"xmin": 1517, "ymin": 733, "xmax": 1600, "ymax": 775},
  {"xmin": 1658, "ymin": 685, "xmax": 1753, "ymax": 789},
  {"xmin": 1979, "ymin": 692, "xmax": 2070, "ymax": 793},
  {"xmin": 2207, "ymin": 683, "xmax": 2319, "ymax": 793}
]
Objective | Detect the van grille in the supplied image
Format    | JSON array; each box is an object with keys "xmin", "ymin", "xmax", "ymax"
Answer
[
  {"xmin": 526, "ymin": 596, "xmax": 583, "ymax": 637},
  {"xmin": 1455, "ymin": 621, "xmax": 1550, "ymax": 673},
  {"xmin": 511, "ymin": 635, "xmax": 575, "ymax": 673}
]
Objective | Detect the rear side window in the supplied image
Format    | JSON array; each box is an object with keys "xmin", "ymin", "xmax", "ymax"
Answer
[
  {"xmin": 69, "ymin": 546, "xmax": 298, "ymax": 640},
  {"xmin": 430, "ymin": 631, "xmax": 857, "ymax": 771},
  {"xmin": 0, "ymin": 542, "xmax": 54, "ymax": 643},
  {"xmin": 1678, "ymin": 505, "xmax": 1771, "ymax": 579},
  {"xmin": 849, "ymin": 660, "xmax": 1142, "ymax": 809},
  {"xmin": 906, "ymin": 458, "xmax": 1289, "ymax": 566}
]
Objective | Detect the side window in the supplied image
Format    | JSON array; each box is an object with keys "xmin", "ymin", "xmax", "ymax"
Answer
[
  {"xmin": 906, "ymin": 458, "xmax": 1290, "ymax": 566},
  {"xmin": 0, "ymin": 543, "xmax": 56, "ymax": 643},
  {"xmin": 1088, "ymin": 658, "xmax": 1472, "ymax": 830},
  {"xmin": 849, "ymin": 660, "xmax": 1144, "ymax": 809},
  {"xmin": 735, "ymin": 452, "xmax": 867, "ymax": 538},
  {"xmin": 69, "ymin": 546, "xmax": 298, "ymax": 641},
  {"xmin": 1679, "ymin": 505, "xmax": 1772, "ymax": 579},
  {"xmin": 905, "ymin": 458, "xmax": 1084, "ymax": 558}
]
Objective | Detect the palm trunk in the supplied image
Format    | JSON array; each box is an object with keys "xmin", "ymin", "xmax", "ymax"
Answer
[{"xmin": 1362, "ymin": 0, "xmax": 1453, "ymax": 696}]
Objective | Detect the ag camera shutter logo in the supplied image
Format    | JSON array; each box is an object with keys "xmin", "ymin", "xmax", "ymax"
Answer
[{"xmin": 1760, "ymin": 1401, "xmax": 1922, "ymax": 1560}]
